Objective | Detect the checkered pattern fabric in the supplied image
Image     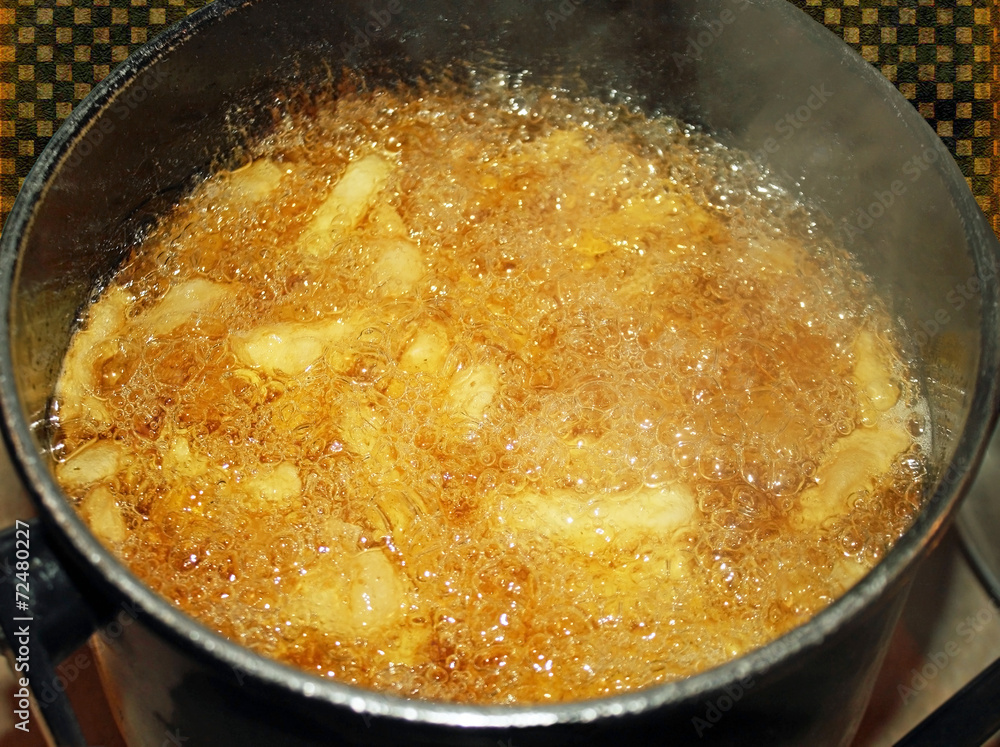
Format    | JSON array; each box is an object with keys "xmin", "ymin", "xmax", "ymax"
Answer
[
  {"xmin": 0, "ymin": 0, "xmax": 997, "ymax": 230},
  {"xmin": 797, "ymin": 0, "xmax": 996, "ymax": 224},
  {"xmin": 0, "ymin": 0, "xmax": 205, "ymax": 219}
]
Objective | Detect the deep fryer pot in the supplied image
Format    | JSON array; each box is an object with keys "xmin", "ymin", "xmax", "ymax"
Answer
[{"xmin": 0, "ymin": 0, "xmax": 998, "ymax": 745}]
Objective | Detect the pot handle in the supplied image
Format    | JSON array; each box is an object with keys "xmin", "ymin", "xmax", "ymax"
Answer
[{"xmin": 0, "ymin": 517, "xmax": 105, "ymax": 747}]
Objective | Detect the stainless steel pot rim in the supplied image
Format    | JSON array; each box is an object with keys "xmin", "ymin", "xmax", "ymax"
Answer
[{"xmin": 1, "ymin": 0, "xmax": 999, "ymax": 729}]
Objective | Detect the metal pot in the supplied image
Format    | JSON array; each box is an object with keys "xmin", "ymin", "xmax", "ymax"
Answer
[{"xmin": 1, "ymin": 1, "xmax": 998, "ymax": 745}]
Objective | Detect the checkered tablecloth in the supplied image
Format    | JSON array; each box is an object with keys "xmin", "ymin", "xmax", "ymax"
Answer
[{"xmin": 0, "ymin": 0, "xmax": 997, "ymax": 231}]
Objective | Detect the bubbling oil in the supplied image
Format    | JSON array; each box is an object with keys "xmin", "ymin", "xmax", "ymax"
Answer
[{"xmin": 52, "ymin": 78, "xmax": 925, "ymax": 703}]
